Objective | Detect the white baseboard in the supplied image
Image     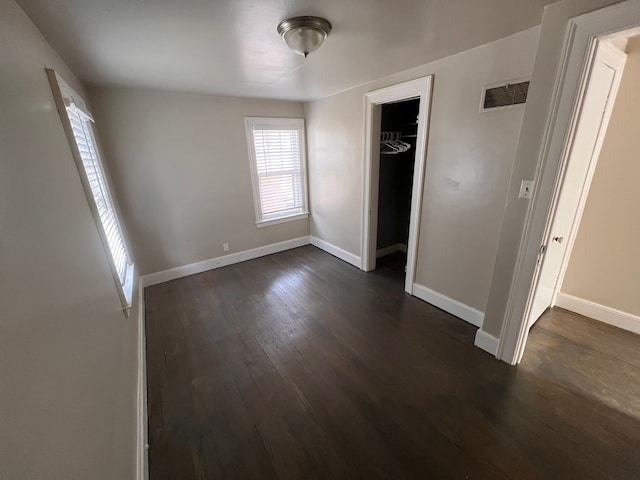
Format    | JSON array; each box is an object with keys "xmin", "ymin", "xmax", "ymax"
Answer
[
  {"xmin": 376, "ymin": 243, "xmax": 408, "ymax": 258},
  {"xmin": 555, "ymin": 292, "xmax": 640, "ymax": 335},
  {"xmin": 310, "ymin": 236, "xmax": 361, "ymax": 268},
  {"xmin": 474, "ymin": 329, "xmax": 499, "ymax": 357},
  {"xmin": 141, "ymin": 236, "xmax": 311, "ymax": 287},
  {"xmin": 412, "ymin": 283, "xmax": 485, "ymax": 328},
  {"xmin": 136, "ymin": 282, "xmax": 148, "ymax": 480}
]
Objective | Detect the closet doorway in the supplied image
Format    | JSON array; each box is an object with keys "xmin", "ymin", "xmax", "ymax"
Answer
[
  {"xmin": 362, "ymin": 76, "xmax": 433, "ymax": 294},
  {"xmin": 375, "ymin": 100, "xmax": 418, "ymax": 280}
]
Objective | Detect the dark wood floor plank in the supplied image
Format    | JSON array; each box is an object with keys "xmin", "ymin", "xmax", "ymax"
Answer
[
  {"xmin": 534, "ymin": 307, "xmax": 640, "ymax": 368},
  {"xmin": 145, "ymin": 246, "xmax": 640, "ymax": 479}
]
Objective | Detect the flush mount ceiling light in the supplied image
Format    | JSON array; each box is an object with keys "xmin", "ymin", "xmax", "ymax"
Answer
[{"xmin": 277, "ymin": 16, "xmax": 332, "ymax": 58}]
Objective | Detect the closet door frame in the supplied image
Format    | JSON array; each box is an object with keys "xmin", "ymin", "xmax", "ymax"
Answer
[{"xmin": 362, "ymin": 76, "xmax": 433, "ymax": 294}]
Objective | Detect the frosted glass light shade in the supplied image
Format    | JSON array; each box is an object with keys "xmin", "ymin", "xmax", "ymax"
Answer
[{"xmin": 277, "ymin": 16, "xmax": 332, "ymax": 58}]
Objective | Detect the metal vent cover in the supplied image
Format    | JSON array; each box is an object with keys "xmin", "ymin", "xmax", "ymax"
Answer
[{"xmin": 481, "ymin": 80, "xmax": 530, "ymax": 111}]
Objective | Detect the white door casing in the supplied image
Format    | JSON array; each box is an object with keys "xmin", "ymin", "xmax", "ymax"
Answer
[
  {"xmin": 526, "ymin": 40, "xmax": 627, "ymax": 328},
  {"xmin": 362, "ymin": 76, "xmax": 433, "ymax": 294}
]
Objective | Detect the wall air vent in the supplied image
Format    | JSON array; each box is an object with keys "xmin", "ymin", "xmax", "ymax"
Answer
[{"xmin": 481, "ymin": 80, "xmax": 530, "ymax": 112}]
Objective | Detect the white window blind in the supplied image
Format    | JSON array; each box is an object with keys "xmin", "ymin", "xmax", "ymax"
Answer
[
  {"xmin": 47, "ymin": 69, "xmax": 133, "ymax": 312},
  {"xmin": 245, "ymin": 118, "xmax": 308, "ymax": 226},
  {"xmin": 66, "ymin": 105, "xmax": 132, "ymax": 287}
]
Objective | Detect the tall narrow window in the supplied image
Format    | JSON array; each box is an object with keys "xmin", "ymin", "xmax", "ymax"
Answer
[
  {"xmin": 245, "ymin": 117, "xmax": 309, "ymax": 227},
  {"xmin": 47, "ymin": 69, "xmax": 134, "ymax": 311}
]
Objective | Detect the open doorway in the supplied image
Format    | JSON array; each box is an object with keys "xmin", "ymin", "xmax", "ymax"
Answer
[
  {"xmin": 528, "ymin": 31, "xmax": 640, "ymax": 333},
  {"xmin": 554, "ymin": 38, "xmax": 640, "ymax": 337},
  {"xmin": 525, "ymin": 36, "xmax": 628, "ymax": 329},
  {"xmin": 362, "ymin": 76, "xmax": 433, "ymax": 294},
  {"xmin": 518, "ymin": 33, "xmax": 640, "ymax": 417},
  {"xmin": 374, "ymin": 99, "xmax": 419, "ymax": 282},
  {"xmin": 499, "ymin": 3, "xmax": 640, "ymax": 364}
]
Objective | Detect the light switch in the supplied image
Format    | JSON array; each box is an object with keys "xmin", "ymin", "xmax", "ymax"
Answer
[{"xmin": 519, "ymin": 180, "xmax": 534, "ymax": 199}]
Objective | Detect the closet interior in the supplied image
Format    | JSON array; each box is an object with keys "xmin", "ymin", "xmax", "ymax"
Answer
[{"xmin": 375, "ymin": 98, "xmax": 419, "ymax": 276}]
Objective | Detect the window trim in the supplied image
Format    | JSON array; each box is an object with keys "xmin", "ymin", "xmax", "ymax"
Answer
[
  {"xmin": 244, "ymin": 117, "xmax": 309, "ymax": 227},
  {"xmin": 46, "ymin": 68, "xmax": 134, "ymax": 315}
]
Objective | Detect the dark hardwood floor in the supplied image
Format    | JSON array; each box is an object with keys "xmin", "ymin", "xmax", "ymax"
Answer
[{"xmin": 144, "ymin": 245, "xmax": 640, "ymax": 479}]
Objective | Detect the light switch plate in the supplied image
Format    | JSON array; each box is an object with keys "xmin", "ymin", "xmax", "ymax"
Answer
[{"xmin": 519, "ymin": 180, "xmax": 534, "ymax": 199}]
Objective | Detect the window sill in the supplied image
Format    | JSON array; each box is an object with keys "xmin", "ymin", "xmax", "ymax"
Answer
[{"xmin": 256, "ymin": 212, "xmax": 309, "ymax": 228}]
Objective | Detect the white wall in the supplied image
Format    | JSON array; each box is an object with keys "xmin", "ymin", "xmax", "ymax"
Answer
[
  {"xmin": 0, "ymin": 0, "xmax": 138, "ymax": 478},
  {"xmin": 305, "ymin": 27, "xmax": 540, "ymax": 314},
  {"xmin": 560, "ymin": 37, "xmax": 640, "ymax": 316},
  {"xmin": 89, "ymin": 87, "xmax": 307, "ymax": 275}
]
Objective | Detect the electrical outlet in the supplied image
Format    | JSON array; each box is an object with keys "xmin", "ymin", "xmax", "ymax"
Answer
[
  {"xmin": 223, "ymin": 243, "xmax": 229, "ymax": 252},
  {"xmin": 519, "ymin": 180, "xmax": 534, "ymax": 199}
]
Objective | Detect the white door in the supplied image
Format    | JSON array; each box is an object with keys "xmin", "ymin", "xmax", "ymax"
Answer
[{"xmin": 527, "ymin": 40, "xmax": 627, "ymax": 328}]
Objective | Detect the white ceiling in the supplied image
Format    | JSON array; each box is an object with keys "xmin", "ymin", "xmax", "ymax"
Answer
[{"xmin": 17, "ymin": 0, "xmax": 555, "ymax": 101}]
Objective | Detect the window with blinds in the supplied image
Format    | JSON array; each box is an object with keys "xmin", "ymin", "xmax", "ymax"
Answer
[
  {"xmin": 47, "ymin": 69, "xmax": 133, "ymax": 310},
  {"xmin": 245, "ymin": 118, "xmax": 309, "ymax": 226},
  {"xmin": 67, "ymin": 106, "xmax": 131, "ymax": 287}
]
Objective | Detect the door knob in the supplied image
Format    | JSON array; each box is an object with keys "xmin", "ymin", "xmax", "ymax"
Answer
[{"xmin": 553, "ymin": 236, "xmax": 564, "ymax": 243}]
